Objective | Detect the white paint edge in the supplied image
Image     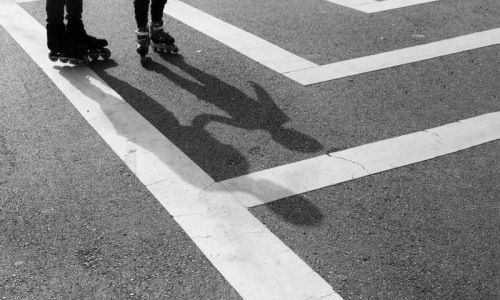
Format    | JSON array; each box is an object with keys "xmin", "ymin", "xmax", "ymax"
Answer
[
  {"xmin": 164, "ymin": 0, "xmax": 318, "ymax": 74},
  {"xmin": 221, "ymin": 112, "xmax": 500, "ymax": 207},
  {"xmin": 0, "ymin": 1, "xmax": 342, "ymax": 299},
  {"xmin": 284, "ymin": 28, "xmax": 500, "ymax": 85},
  {"xmin": 326, "ymin": 0, "xmax": 439, "ymax": 13},
  {"xmin": 358, "ymin": 0, "xmax": 439, "ymax": 13}
]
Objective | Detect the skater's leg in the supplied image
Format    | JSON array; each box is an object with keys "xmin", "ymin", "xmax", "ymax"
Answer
[
  {"xmin": 46, "ymin": 0, "xmax": 66, "ymax": 24},
  {"xmin": 65, "ymin": 0, "xmax": 109, "ymax": 58},
  {"xmin": 64, "ymin": 0, "xmax": 83, "ymax": 22},
  {"xmin": 66, "ymin": 19, "xmax": 109, "ymax": 51},
  {"xmin": 150, "ymin": 21, "xmax": 176, "ymax": 46},
  {"xmin": 46, "ymin": 22, "xmax": 88, "ymax": 64},
  {"xmin": 150, "ymin": 0, "xmax": 167, "ymax": 24},
  {"xmin": 136, "ymin": 27, "xmax": 151, "ymax": 62},
  {"xmin": 46, "ymin": 0, "xmax": 88, "ymax": 64},
  {"xmin": 134, "ymin": 0, "xmax": 152, "ymax": 64},
  {"xmin": 134, "ymin": 0, "xmax": 150, "ymax": 29},
  {"xmin": 149, "ymin": 0, "xmax": 178, "ymax": 54}
]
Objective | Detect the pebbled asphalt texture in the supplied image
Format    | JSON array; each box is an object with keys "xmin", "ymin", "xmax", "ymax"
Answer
[{"xmin": 1, "ymin": 0, "xmax": 499, "ymax": 299}]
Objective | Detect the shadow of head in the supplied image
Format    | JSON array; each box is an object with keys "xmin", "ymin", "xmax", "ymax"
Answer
[
  {"xmin": 265, "ymin": 195, "xmax": 324, "ymax": 226},
  {"xmin": 270, "ymin": 127, "xmax": 323, "ymax": 153}
]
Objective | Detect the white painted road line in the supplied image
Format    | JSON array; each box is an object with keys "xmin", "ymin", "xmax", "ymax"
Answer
[
  {"xmin": 284, "ymin": 28, "xmax": 500, "ymax": 85},
  {"xmin": 165, "ymin": 0, "xmax": 318, "ymax": 74},
  {"xmin": 326, "ymin": 0, "xmax": 439, "ymax": 13},
  {"xmin": 221, "ymin": 112, "xmax": 500, "ymax": 207},
  {"xmin": 165, "ymin": 1, "xmax": 500, "ymax": 85},
  {"xmin": 0, "ymin": 1, "xmax": 342, "ymax": 299}
]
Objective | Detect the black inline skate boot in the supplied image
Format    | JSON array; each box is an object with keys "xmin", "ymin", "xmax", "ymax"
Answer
[
  {"xmin": 136, "ymin": 28, "xmax": 151, "ymax": 65},
  {"xmin": 66, "ymin": 19, "xmax": 111, "ymax": 61},
  {"xmin": 47, "ymin": 23, "xmax": 89, "ymax": 65},
  {"xmin": 150, "ymin": 21, "xmax": 179, "ymax": 54}
]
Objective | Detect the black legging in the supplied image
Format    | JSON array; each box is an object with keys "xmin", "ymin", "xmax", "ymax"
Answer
[
  {"xmin": 46, "ymin": 0, "xmax": 83, "ymax": 24},
  {"xmin": 134, "ymin": 0, "xmax": 168, "ymax": 28}
]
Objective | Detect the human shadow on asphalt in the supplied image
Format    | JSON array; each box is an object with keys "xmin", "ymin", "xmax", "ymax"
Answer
[
  {"xmin": 154, "ymin": 54, "xmax": 323, "ymax": 154},
  {"xmin": 54, "ymin": 60, "xmax": 323, "ymax": 226}
]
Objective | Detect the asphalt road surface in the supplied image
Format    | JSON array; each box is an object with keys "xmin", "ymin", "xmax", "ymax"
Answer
[{"xmin": 1, "ymin": 0, "xmax": 499, "ymax": 299}]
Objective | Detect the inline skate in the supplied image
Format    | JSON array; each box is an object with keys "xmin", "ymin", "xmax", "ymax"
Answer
[
  {"xmin": 150, "ymin": 21, "xmax": 178, "ymax": 54},
  {"xmin": 47, "ymin": 23, "xmax": 89, "ymax": 65},
  {"xmin": 136, "ymin": 28, "xmax": 152, "ymax": 65},
  {"xmin": 66, "ymin": 19, "xmax": 111, "ymax": 61}
]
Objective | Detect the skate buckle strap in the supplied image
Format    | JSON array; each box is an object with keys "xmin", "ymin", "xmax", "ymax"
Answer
[
  {"xmin": 151, "ymin": 20, "xmax": 164, "ymax": 31},
  {"xmin": 135, "ymin": 28, "xmax": 149, "ymax": 36}
]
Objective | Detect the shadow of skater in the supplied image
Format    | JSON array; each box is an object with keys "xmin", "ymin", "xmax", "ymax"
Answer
[
  {"xmin": 153, "ymin": 54, "xmax": 323, "ymax": 153},
  {"xmin": 55, "ymin": 60, "xmax": 323, "ymax": 226}
]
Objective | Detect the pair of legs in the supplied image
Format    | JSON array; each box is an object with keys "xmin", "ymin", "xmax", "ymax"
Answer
[
  {"xmin": 45, "ymin": 0, "xmax": 86, "ymax": 59},
  {"xmin": 133, "ymin": 0, "xmax": 168, "ymax": 29},
  {"xmin": 45, "ymin": 0, "xmax": 109, "ymax": 62},
  {"xmin": 134, "ymin": 0, "xmax": 178, "ymax": 62},
  {"xmin": 46, "ymin": 0, "xmax": 83, "ymax": 25}
]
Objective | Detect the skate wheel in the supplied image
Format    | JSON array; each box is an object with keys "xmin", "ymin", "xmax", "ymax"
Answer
[
  {"xmin": 89, "ymin": 53, "xmax": 100, "ymax": 60},
  {"xmin": 100, "ymin": 48, "xmax": 111, "ymax": 60},
  {"xmin": 60, "ymin": 58, "xmax": 69, "ymax": 63},
  {"xmin": 82, "ymin": 56, "xmax": 90, "ymax": 65},
  {"xmin": 48, "ymin": 53, "xmax": 58, "ymax": 62}
]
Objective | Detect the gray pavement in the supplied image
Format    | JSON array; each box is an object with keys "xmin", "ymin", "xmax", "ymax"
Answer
[{"xmin": 1, "ymin": 0, "xmax": 499, "ymax": 299}]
